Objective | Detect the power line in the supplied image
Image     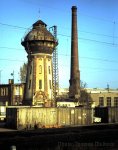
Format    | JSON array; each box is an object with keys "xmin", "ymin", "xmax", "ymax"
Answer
[
  {"xmin": 59, "ymin": 64, "xmax": 118, "ymax": 72},
  {"xmin": 79, "ymin": 12, "xmax": 118, "ymax": 24},
  {"xmin": 1, "ymin": 35, "xmax": 118, "ymax": 53},
  {"xmin": 0, "ymin": 21, "xmax": 118, "ymax": 40},
  {"xmin": 79, "ymin": 37, "xmax": 118, "ymax": 46},
  {"xmin": 20, "ymin": 0, "xmax": 118, "ymax": 24},
  {"xmin": 0, "ymin": 22, "xmax": 28, "ymax": 30},
  {"xmin": 59, "ymin": 54, "xmax": 118, "ymax": 64},
  {"xmin": 0, "ymin": 58, "xmax": 25, "ymax": 62},
  {"xmin": 80, "ymin": 66, "xmax": 118, "ymax": 72},
  {"xmin": 58, "ymin": 33, "xmax": 118, "ymax": 46},
  {"xmin": 80, "ymin": 56, "xmax": 118, "ymax": 63},
  {"xmin": 0, "ymin": 45, "xmax": 118, "ymax": 64},
  {"xmin": 79, "ymin": 30, "xmax": 118, "ymax": 39},
  {"xmin": 0, "ymin": 57, "xmax": 118, "ymax": 74},
  {"xmin": 57, "ymin": 25, "xmax": 118, "ymax": 39},
  {"xmin": 1, "ymin": 22, "xmax": 118, "ymax": 46},
  {"xmin": 0, "ymin": 46, "xmax": 23, "ymax": 51}
]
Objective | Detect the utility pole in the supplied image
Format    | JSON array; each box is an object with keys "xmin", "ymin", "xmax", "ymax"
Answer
[{"xmin": 107, "ymin": 83, "xmax": 109, "ymax": 92}]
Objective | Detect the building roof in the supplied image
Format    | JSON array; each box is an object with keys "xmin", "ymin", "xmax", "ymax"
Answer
[
  {"xmin": 22, "ymin": 19, "xmax": 54, "ymax": 42},
  {"xmin": 21, "ymin": 19, "xmax": 58, "ymax": 54},
  {"xmin": 86, "ymin": 88, "xmax": 118, "ymax": 93},
  {"xmin": 33, "ymin": 20, "xmax": 47, "ymax": 28},
  {"xmin": 58, "ymin": 88, "xmax": 118, "ymax": 95}
]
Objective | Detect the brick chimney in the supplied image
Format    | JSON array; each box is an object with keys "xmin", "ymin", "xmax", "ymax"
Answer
[{"xmin": 69, "ymin": 6, "xmax": 80, "ymax": 99}]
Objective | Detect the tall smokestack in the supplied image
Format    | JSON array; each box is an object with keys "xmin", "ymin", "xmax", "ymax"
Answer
[{"xmin": 69, "ymin": 6, "xmax": 80, "ymax": 99}]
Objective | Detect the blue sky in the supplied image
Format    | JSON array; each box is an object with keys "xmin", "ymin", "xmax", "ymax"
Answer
[{"xmin": 0, "ymin": 0, "xmax": 118, "ymax": 89}]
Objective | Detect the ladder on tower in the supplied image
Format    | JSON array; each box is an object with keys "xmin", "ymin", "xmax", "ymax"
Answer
[{"xmin": 50, "ymin": 26, "xmax": 59, "ymax": 107}]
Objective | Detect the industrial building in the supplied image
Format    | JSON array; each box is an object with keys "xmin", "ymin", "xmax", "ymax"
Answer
[
  {"xmin": 1, "ymin": 81, "xmax": 118, "ymax": 108},
  {"xmin": 0, "ymin": 79, "xmax": 25, "ymax": 106},
  {"xmin": 57, "ymin": 88, "xmax": 118, "ymax": 108},
  {"xmin": 0, "ymin": 79, "xmax": 25, "ymax": 120}
]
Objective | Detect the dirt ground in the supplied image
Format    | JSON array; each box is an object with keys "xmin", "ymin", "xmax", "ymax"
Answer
[{"xmin": 0, "ymin": 123, "xmax": 118, "ymax": 150}]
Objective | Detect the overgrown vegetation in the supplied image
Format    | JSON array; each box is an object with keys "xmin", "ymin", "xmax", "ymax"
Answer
[{"xmin": 19, "ymin": 62, "xmax": 27, "ymax": 83}]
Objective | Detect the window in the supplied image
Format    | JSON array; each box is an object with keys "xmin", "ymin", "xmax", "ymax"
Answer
[
  {"xmin": 49, "ymin": 80, "xmax": 51, "ymax": 89},
  {"xmin": 28, "ymin": 80, "xmax": 31, "ymax": 89},
  {"xmin": 30, "ymin": 66, "xmax": 32, "ymax": 74},
  {"xmin": 0, "ymin": 88, "xmax": 6, "ymax": 96},
  {"xmin": 0, "ymin": 89, "xmax": 1, "ymax": 96},
  {"xmin": 107, "ymin": 97, "xmax": 111, "ymax": 107},
  {"xmin": 0, "ymin": 88, "xmax": 3, "ymax": 96},
  {"xmin": 4, "ymin": 88, "xmax": 6, "ymax": 96},
  {"xmin": 99, "ymin": 97, "xmax": 104, "ymax": 106},
  {"xmin": 39, "ymin": 65, "xmax": 42, "ymax": 74},
  {"xmin": 39, "ymin": 80, "xmax": 42, "ymax": 89},
  {"xmin": 15, "ymin": 86, "xmax": 20, "ymax": 95},
  {"xmin": 48, "ymin": 66, "xmax": 51, "ymax": 74},
  {"xmin": 6, "ymin": 88, "xmax": 8, "ymax": 96},
  {"xmin": 114, "ymin": 97, "xmax": 118, "ymax": 107}
]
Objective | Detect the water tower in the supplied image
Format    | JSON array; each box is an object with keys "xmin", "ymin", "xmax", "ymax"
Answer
[{"xmin": 21, "ymin": 20, "xmax": 58, "ymax": 107}]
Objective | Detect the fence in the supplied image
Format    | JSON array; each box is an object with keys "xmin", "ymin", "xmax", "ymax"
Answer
[
  {"xmin": 94, "ymin": 107, "xmax": 118, "ymax": 123},
  {"xmin": 6, "ymin": 106, "xmax": 92, "ymax": 129}
]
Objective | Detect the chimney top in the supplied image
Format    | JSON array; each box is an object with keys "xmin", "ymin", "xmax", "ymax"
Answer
[{"xmin": 72, "ymin": 6, "xmax": 77, "ymax": 10}]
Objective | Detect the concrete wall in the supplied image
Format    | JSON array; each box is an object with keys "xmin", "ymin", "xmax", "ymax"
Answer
[{"xmin": 6, "ymin": 107, "xmax": 92, "ymax": 129}]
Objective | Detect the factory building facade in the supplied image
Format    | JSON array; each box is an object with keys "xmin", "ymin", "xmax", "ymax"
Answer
[
  {"xmin": 0, "ymin": 79, "xmax": 25, "ymax": 106},
  {"xmin": 88, "ymin": 88, "xmax": 118, "ymax": 107},
  {"xmin": 58, "ymin": 88, "xmax": 118, "ymax": 108}
]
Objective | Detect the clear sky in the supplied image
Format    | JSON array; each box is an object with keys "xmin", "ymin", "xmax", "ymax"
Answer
[{"xmin": 0, "ymin": 0, "xmax": 118, "ymax": 89}]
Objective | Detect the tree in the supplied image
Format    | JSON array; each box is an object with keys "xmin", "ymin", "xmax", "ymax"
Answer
[
  {"xmin": 80, "ymin": 80, "xmax": 87, "ymax": 89},
  {"xmin": 79, "ymin": 80, "xmax": 93, "ymax": 107},
  {"xmin": 20, "ymin": 63, "xmax": 27, "ymax": 83}
]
